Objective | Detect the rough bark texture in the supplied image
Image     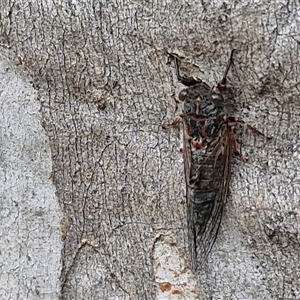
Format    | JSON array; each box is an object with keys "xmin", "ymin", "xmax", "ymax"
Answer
[{"xmin": 0, "ymin": 1, "xmax": 300, "ymax": 299}]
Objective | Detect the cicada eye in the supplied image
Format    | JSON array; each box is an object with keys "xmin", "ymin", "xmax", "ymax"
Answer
[
  {"xmin": 211, "ymin": 93, "xmax": 224, "ymax": 106},
  {"xmin": 179, "ymin": 90, "xmax": 189, "ymax": 101}
]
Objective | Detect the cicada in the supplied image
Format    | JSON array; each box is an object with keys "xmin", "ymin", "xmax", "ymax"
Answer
[{"xmin": 163, "ymin": 50, "xmax": 271, "ymax": 273}]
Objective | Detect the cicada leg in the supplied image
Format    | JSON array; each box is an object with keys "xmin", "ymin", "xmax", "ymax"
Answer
[
  {"xmin": 162, "ymin": 114, "xmax": 187, "ymax": 129},
  {"xmin": 227, "ymin": 116, "xmax": 272, "ymax": 140},
  {"xmin": 219, "ymin": 115, "xmax": 272, "ymax": 161}
]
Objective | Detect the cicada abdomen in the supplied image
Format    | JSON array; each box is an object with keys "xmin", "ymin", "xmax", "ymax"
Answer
[{"xmin": 163, "ymin": 50, "xmax": 271, "ymax": 273}]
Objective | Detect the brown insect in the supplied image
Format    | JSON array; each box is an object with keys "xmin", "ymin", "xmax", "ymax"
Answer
[{"xmin": 163, "ymin": 50, "xmax": 272, "ymax": 272}]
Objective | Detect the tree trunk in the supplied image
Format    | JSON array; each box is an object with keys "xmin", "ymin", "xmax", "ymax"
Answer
[{"xmin": 0, "ymin": 1, "xmax": 299, "ymax": 299}]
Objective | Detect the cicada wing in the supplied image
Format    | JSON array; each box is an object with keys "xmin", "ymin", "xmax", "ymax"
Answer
[
  {"xmin": 182, "ymin": 125, "xmax": 197, "ymax": 269},
  {"xmin": 185, "ymin": 126, "xmax": 232, "ymax": 272}
]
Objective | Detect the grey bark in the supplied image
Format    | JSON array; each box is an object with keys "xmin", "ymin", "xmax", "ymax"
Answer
[{"xmin": 0, "ymin": 1, "xmax": 299, "ymax": 299}]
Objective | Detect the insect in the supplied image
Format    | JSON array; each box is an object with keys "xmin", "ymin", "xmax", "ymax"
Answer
[{"xmin": 163, "ymin": 50, "xmax": 272, "ymax": 272}]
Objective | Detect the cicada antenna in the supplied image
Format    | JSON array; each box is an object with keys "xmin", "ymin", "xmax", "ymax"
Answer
[{"xmin": 218, "ymin": 49, "xmax": 236, "ymax": 91}]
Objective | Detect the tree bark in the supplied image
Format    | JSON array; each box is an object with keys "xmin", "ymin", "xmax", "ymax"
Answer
[{"xmin": 0, "ymin": 1, "xmax": 299, "ymax": 299}]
